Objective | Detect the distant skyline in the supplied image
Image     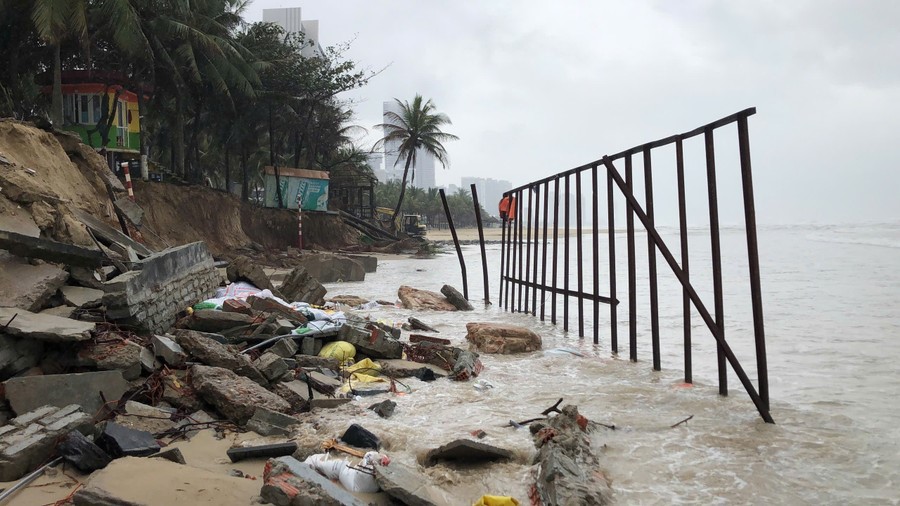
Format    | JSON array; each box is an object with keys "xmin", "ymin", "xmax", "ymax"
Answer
[{"xmin": 244, "ymin": 1, "xmax": 900, "ymax": 226}]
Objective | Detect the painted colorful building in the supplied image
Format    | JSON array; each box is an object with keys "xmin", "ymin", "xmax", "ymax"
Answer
[{"xmin": 46, "ymin": 71, "xmax": 142, "ymax": 155}]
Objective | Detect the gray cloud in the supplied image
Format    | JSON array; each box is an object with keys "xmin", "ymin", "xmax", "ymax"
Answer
[{"xmin": 247, "ymin": 0, "xmax": 900, "ymax": 225}]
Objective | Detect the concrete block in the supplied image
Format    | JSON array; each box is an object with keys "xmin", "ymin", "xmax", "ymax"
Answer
[
  {"xmin": 191, "ymin": 365, "xmax": 290, "ymax": 425},
  {"xmin": 337, "ymin": 324, "xmax": 403, "ymax": 359},
  {"xmin": 375, "ymin": 462, "xmax": 439, "ymax": 506},
  {"xmin": 255, "ymin": 352, "xmax": 290, "ymax": 382},
  {"xmin": 59, "ymin": 285, "xmax": 104, "ymax": 308},
  {"xmin": 246, "ymin": 407, "xmax": 299, "ymax": 437},
  {"xmin": 268, "ymin": 337, "xmax": 299, "ymax": 358},
  {"xmin": 151, "ymin": 334, "xmax": 187, "ymax": 366},
  {"xmin": 0, "ymin": 257, "xmax": 69, "ymax": 311},
  {"xmin": 3, "ymin": 370, "xmax": 128, "ymax": 416},
  {"xmin": 0, "ymin": 307, "xmax": 94, "ymax": 342},
  {"xmin": 423, "ymin": 439, "xmax": 513, "ymax": 467}
]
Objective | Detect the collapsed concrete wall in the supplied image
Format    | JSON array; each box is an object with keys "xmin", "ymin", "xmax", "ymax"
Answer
[{"xmin": 103, "ymin": 242, "xmax": 220, "ymax": 334}]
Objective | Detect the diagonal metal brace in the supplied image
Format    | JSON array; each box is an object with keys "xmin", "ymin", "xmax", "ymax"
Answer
[{"xmin": 602, "ymin": 156, "xmax": 774, "ymax": 424}]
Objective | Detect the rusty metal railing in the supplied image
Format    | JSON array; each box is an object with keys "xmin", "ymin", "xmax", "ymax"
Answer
[{"xmin": 498, "ymin": 108, "xmax": 772, "ymax": 423}]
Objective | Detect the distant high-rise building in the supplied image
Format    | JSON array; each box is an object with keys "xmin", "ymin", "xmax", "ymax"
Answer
[
  {"xmin": 460, "ymin": 177, "xmax": 512, "ymax": 216},
  {"xmin": 262, "ymin": 7, "xmax": 322, "ymax": 57},
  {"xmin": 381, "ymin": 101, "xmax": 436, "ymax": 189}
]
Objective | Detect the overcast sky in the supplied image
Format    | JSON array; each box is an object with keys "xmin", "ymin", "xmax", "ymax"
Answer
[{"xmin": 245, "ymin": 1, "xmax": 899, "ymax": 226}]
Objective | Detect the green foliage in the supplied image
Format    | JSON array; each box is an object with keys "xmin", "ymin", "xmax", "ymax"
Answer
[
  {"xmin": 374, "ymin": 94, "xmax": 458, "ymax": 227},
  {"xmin": 373, "ymin": 180, "xmax": 495, "ymax": 229},
  {"xmin": 0, "ymin": 0, "xmax": 377, "ymax": 203}
]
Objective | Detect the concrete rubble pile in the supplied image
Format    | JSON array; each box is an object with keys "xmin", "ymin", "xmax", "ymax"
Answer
[{"xmin": 0, "ymin": 223, "xmax": 612, "ymax": 504}]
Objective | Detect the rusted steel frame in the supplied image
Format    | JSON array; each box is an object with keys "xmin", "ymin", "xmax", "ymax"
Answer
[
  {"xmin": 592, "ymin": 165, "xmax": 601, "ymax": 344},
  {"xmin": 540, "ymin": 180, "xmax": 550, "ymax": 321},
  {"xmin": 551, "ymin": 178, "xmax": 560, "ymax": 324},
  {"xmin": 499, "ymin": 209, "xmax": 507, "ymax": 307},
  {"xmin": 507, "ymin": 108, "xmax": 757, "ymax": 195},
  {"xmin": 507, "ymin": 191, "xmax": 517, "ymax": 311},
  {"xmin": 625, "ymin": 155, "xmax": 637, "ymax": 362},
  {"xmin": 607, "ymin": 170, "xmax": 618, "ymax": 354},
  {"xmin": 499, "ymin": 278, "xmax": 616, "ymax": 304},
  {"xmin": 525, "ymin": 187, "xmax": 534, "ymax": 314},
  {"xmin": 676, "ymin": 138, "xmax": 692, "ymax": 383},
  {"xmin": 602, "ymin": 156, "xmax": 774, "ymax": 424},
  {"xmin": 705, "ymin": 130, "xmax": 727, "ymax": 396},
  {"xmin": 470, "ymin": 184, "xmax": 490, "ymax": 304},
  {"xmin": 575, "ymin": 171, "xmax": 585, "ymax": 337},
  {"xmin": 644, "ymin": 148, "xmax": 661, "ymax": 371},
  {"xmin": 532, "ymin": 186, "xmax": 541, "ymax": 316},
  {"xmin": 439, "ymin": 189, "xmax": 468, "ymax": 299},
  {"xmin": 738, "ymin": 116, "xmax": 769, "ymax": 411},
  {"xmin": 517, "ymin": 189, "xmax": 525, "ymax": 312},
  {"xmin": 563, "ymin": 175, "xmax": 571, "ymax": 332}
]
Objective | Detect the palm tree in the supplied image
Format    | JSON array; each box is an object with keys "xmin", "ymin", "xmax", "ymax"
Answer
[{"xmin": 375, "ymin": 94, "xmax": 457, "ymax": 230}]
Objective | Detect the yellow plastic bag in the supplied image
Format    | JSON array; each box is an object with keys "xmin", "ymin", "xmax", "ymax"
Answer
[
  {"xmin": 346, "ymin": 358, "xmax": 385, "ymax": 383},
  {"xmin": 318, "ymin": 341, "xmax": 356, "ymax": 363},
  {"xmin": 473, "ymin": 496, "xmax": 519, "ymax": 506}
]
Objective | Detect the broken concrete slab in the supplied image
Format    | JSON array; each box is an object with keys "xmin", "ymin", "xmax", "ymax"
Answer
[
  {"xmin": 0, "ymin": 307, "xmax": 94, "ymax": 342},
  {"xmin": 72, "ymin": 208, "xmax": 154, "ymax": 258},
  {"xmin": 246, "ymin": 407, "xmax": 300, "ymax": 437},
  {"xmin": 294, "ymin": 253, "xmax": 366, "ymax": 283},
  {"xmin": 226, "ymin": 255, "xmax": 284, "ymax": 298},
  {"xmin": 0, "ymin": 404, "xmax": 94, "ymax": 481},
  {"xmin": 151, "ymin": 447, "xmax": 186, "ymax": 465},
  {"xmin": 466, "ymin": 322, "xmax": 543, "ymax": 354},
  {"xmin": 337, "ymin": 324, "xmax": 403, "ymax": 359},
  {"xmin": 261, "ymin": 455, "xmax": 370, "ymax": 506},
  {"xmin": 328, "ymin": 295, "xmax": 369, "ymax": 307},
  {"xmin": 409, "ymin": 334, "xmax": 450, "ymax": 345},
  {"xmin": 246, "ymin": 295, "xmax": 308, "ymax": 324},
  {"xmin": 59, "ymin": 285, "xmax": 104, "ymax": 308},
  {"xmin": 222, "ymin": 298, "xmax": 253, "ymax": 315},
  {"xmin": 268, "ymin": 337, "xmax": 299, "ymax": 358},
  {"xmin": 408, "ymin": 317, "xmax": 439, "ymax": 333},
  {"xmin": 294, "ymin": 355, "xmax": 339, "ymax": 371},
  {"xmin": 73, "ymin": 456, "xmax": 260, "ymax": 506},
  {"xmin": 441, "ymin": 284, "xmax": 474, "ymax": 311},
  {"xmin": 0, "ymin": 230, "xmax": 106, "ymax": 268},
  {"xmin": 181, "ymin": 309, "xmax": 256, "ymax": 333},
  {"xmin": 341, "ymin": 423, "xmax": 381, "ymax": 450},
  {"xmin": 255, "ymin": 352, "xmax": 291, "ymax": 382},
  {"xmin": 227, "ymin": 442, "xmax": 298, "ymax": 463},
  {"xmin": 368, "ymin": 399, "xmax": 397, "ymax": 419},
  {"xmin": 279, "ymin": 265, "xmax": 327, "ymax": 305},
  {"xmin": 174, "ymin": 329, "xmax": 265, "ymax": 384},
  {"xmin": 398, "ymin": 285, "xmax": 457, "ymax": 311},
  {"xmin": 191, "ymin": 364, "xmax": 290, "ymax": 425},
  {"xmin": 113, "ymin": 197, "xmax": 143, "ymax": 226},
  {"xmin": 531, "ymin": 405, "xmax": 612, "ymax": 505},
  {"xmin": 118, "ymin": 401, "xmax": 177, "ymax": 435},
  {"xmin": 58, "ymin": 429, "xmax": 112, "ymax": 473},
  {"xmin": 38, "ymin": 305, "xmax": 76, "ymax": 318},
  {"xmin": 0, "ymin": 257, "xmax": 69, "ymax": 311},
  {"xmin": 0, "ymin": 334, "xmax": 43, "ymax": 381},
  {"xmin": 375, "ymin": 462, "xmax": 440, "ymax": 506},
  {"xmin": 152, "ymin": 334, "xmax": 187, "ymax": 366},
  {"xmin": 3, "ymin": 370, "xmax": 128, "ymax": 416},
  {"xmin": 310, "ymin": 398, "xmax": 351, "ymax": 410},
  {"xmin": 344, "ymin": 254, "xmax": 377, "ymax": 273},
  {"xmin": 97, "ymin": 421, "xmax": 160, "ymax": 457},
  {"xmin": 77, "ymin": 339, "xmax": 143, "ymax": 380},
  {"xmin": 451, "ymin": 350, "xmax": 484, "ymax": 382},
  {"xmin": 423, "ymin": 439, "xmax": 513, "ymax": 467},
  {"xmin": 377, "ymin": 359, "xmax": 448, "ymax": 379}
]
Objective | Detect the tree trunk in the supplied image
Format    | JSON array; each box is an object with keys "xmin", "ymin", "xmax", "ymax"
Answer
[
  {"xmin": 269, "ymin": 104, "xmax": 284, "ymax": 208},
  {"xmin": 224, "ymin": 142, "xmax": 230, "ymax": 193},
  {"xmin": 51, "ymin": 43, "xmax": 63, "ymax": 126},
  {"xmin": 241, "ymin": 144, "xmax": 249, "ymax": 202},
  {"xmin": 391, "ymin": 152, "xmax": 414, "ymax": 231},
  {"xmin": 173, "ymin": 92, "xmax": 186, "ymax": 179}
]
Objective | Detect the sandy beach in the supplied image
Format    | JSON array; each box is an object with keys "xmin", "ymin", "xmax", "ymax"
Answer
[{"xmin": 426, "ymin": 227, "xmax": 504, "ymax": 242}]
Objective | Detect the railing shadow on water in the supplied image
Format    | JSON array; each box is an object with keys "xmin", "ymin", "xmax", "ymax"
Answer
[{"xmin": 496, "ymin": 108, "xmax": 773, "ymax": 423}]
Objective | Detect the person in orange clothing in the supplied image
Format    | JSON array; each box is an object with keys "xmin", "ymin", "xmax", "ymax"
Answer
[{"xmin": 498, "ymin": 195, "xmax": 516, "ymax": 222}]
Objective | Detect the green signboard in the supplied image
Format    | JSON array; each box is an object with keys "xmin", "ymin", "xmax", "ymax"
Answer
[{"xmin": 264, "ymin": 174, "xmax": 329, "ymax": 211}]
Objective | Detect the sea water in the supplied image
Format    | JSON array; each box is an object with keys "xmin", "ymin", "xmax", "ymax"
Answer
[{"xmin": 322, "ymin": 224, "xmax": 900, "ymax": 504}]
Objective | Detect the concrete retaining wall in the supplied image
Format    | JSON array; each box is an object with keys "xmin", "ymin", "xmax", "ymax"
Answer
[{"xmin": 103, "ymin": 242, "xmax": 220, "ymax": 333}]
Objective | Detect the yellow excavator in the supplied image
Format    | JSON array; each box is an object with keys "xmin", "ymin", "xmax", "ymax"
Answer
[{"xmin": 375, "ymin": 207, "xmax": 427, "ymax": 238}]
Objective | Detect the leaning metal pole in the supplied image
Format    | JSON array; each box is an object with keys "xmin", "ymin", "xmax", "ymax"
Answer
[{"xmin": 439, "ymin": 189, "xmax": 468, "ymax": 299}]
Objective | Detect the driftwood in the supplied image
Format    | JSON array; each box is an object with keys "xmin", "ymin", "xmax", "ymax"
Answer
[{"xmin": 670, "ymin": 415, "xmax": 694, "ymax": 428}]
